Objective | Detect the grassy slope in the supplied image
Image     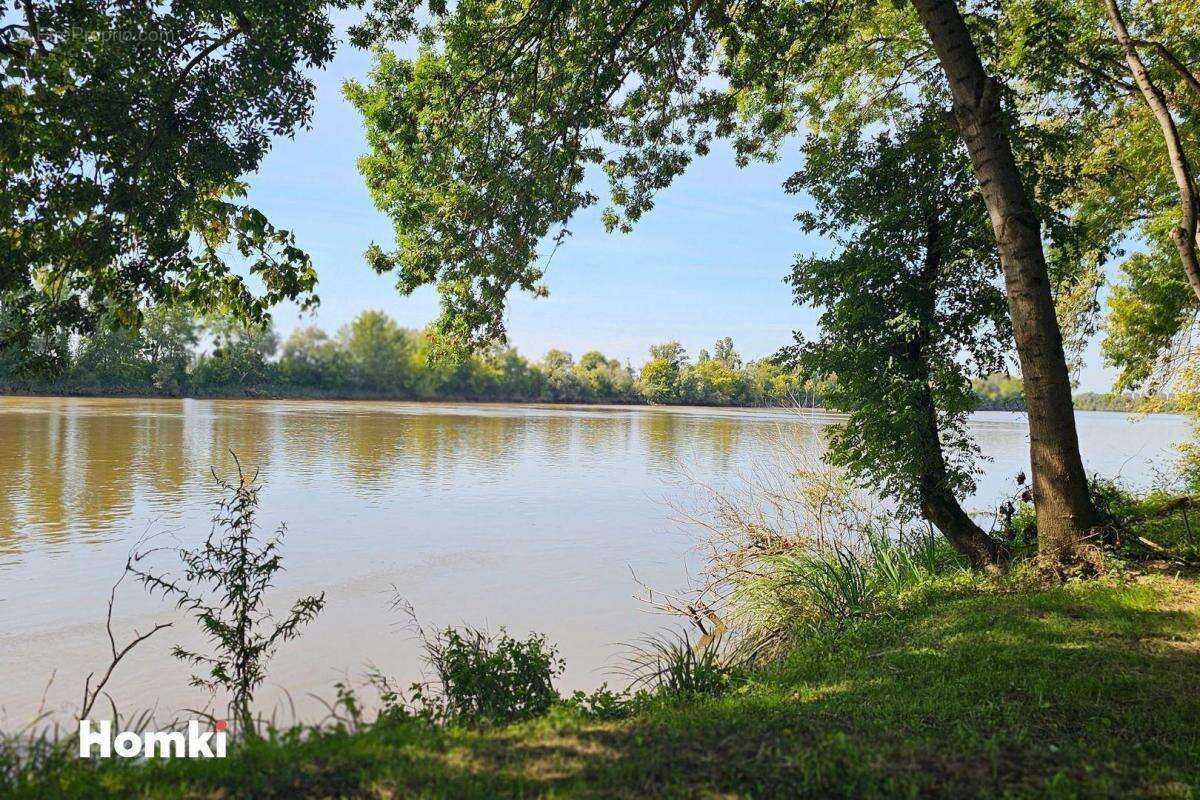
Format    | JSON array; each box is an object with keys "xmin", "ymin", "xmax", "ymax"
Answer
[{"xmin": 19, "ymin": 572, "xmax": 1200, "ymax": 799}]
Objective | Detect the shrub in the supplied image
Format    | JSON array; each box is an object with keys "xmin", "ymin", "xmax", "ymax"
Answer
[
  {"xmin": 128, "ymin": 455, "xmax": 325, "ymax": 735},
  {"xmin": 998, "ymin": 474, "xmax": 1200, "ymax": 564},
  {"xmin": 409, "ymin": 624, "xmax": 565, "ymax": 727},
  {"xmin": 563, "ymin": 683, "xmax": 647, "ymax": 721}
]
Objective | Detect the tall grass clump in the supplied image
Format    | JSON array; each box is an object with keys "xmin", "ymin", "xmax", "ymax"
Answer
[
  {"xmin": 668, "ymin": 436, "xmax": 969, "ymax": 660},
  {"xmin": 621, "ymin": 629, "xmax": 735, "ymax": 699}
]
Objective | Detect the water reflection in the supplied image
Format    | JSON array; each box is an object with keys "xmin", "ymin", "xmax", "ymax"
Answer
[{"xmin": 0, "ymin": 399, "xmax": 1191, "ymax": 556}]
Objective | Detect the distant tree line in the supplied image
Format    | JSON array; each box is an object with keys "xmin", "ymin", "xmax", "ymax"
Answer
[
  {"xmin": 0, "ymin": 310, "xmax": 805, "ymax": 407},
  {"xmin": 971, "ymin": 374, "xmax": 1171, "ymax": 413}
]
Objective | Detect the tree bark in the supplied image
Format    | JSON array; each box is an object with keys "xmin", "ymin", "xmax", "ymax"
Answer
[
  {"xmin": 916, "ymin": 390, "xmax": 1007, "ymax": 571},
  {"xmin": 920, "ymin": 478, "xmax": 1006, "ymax": 572},
  {"xmin": 909, "ymin": 0, "xmax": 1100, "ymax": 563},
  {"xmin": 1104, "ymin": 0, "xmax": 1200, "ymax": 302}
]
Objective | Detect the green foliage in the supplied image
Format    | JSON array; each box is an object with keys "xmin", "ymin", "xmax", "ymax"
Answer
[
  {"xmin": 142, "ymin": 307, "xmax": 200, "ymax": 392},
  {"xmin": 341, "ymin": 310, "xmax": 416, "ymax": 391},
  {"xmin": 778, "ymin": 106, "xmax": 1011, "ymax": 509},
  {"xmin": 8, "ymin": 573, "xmax": 1200, "ymax": 798},
  {"xmin": 638, "ymin": 344, "xmax": 685, "ymax": 404},
  {"xmin": 408, "ymin": 624, "xmax": 565, "ymax": 727},
  {"xmin": 972, "ymin": 373, "xmax": 1167, "ymax": 412},
  {"xmin": 343, "ymin": 0, "xmax": 858, "ymax": 354},
  {"xmin": 278, "ymin": 326, "xmax": 351, "ymax": 388},
  {"xmin": 1, "ymin": 1, "xmax": 348, "ymax": 354},
  {"xmin": 971, "ymin": 373, "xmax": 1026, "ymax": 410},
  {"xmin": 190, "ymin": 320, "xmax": 279, "ymax": 389},
  {"xmin": 997, "ymin": 0, "xmax": 1200, "ymax": 394},
  {"xmin": 996, "ymin": 474, "xmax": 1200, "ymax": 564},
  {"xmin": 128, "ymin": 457, "xmax": 325, "ymax": 733},
  {"xmin": 561, "ymin": 683, "xmax": 647, "ymax": 722},
  {"xmin": 623, "ymin": 630, "xmax": 735, "ymax": 699},
  {"xmin": 774, "ymin": 546, "xmax": 877, "ymax": 631},
  {"xmin": 1103, "ymin": 248, "xmax": 1198, "ymax": 393},
  {"xmin": 0, "ymin": 312, "xmax": 802, "ymax": 406},
  {"xmin": 1090, "ymin": 478, "xmax": 1200, "ymax": 563}
]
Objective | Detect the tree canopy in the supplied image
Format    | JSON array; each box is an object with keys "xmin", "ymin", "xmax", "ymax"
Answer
[{"xmin": 1, "ymin": 0, "xmax": 356, "ymax": 366}]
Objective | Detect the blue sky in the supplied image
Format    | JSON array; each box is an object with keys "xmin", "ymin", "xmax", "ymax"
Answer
[{"xmin": 243, "ymin": 20, "xmax": 1116, "ymax": 392}]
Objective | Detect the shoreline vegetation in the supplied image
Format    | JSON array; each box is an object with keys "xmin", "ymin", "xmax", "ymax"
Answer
[
  {"xmin": 5, "ymin": 0, "xmax": 1200, "ymax": 795},
  {"xmin": 0, "ymin": 309, "xmax": 1166, "ymax": 413},
  {"xmin": 0, "ymin": 383, "xmax": 1171, "ymax": 414}
]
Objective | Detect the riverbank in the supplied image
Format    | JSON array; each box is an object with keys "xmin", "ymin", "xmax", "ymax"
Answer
[
  {"xmin": 9, "ymin": 568, "xmax": 1199, "ymax": 799},
  {"xmin": 0, "ymin": 385, "xmax": 1174, "ymax": 414},
  {"xmin": 0, "ymin": 383, "xmax": 781, "ymax": 407}
]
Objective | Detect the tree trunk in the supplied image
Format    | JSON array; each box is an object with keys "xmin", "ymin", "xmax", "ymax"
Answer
[
  {"xmin": 909, "ymin": 0, "xmax": 1100, "ymax": 563},
  {"xmin": 920, "ymin": 481, "xmax": 1006, "ymax": 572},
  {"xmin": 916, "ymin": 392, "xmax": 1008, "ymax": 571},
  {"xmin": 910, "ymin": 217, "xmax": 1007, "ymax": 571},
  {"xmin": 1104, "ymin": 0, "xmax": 1200, "ymax": 302}
]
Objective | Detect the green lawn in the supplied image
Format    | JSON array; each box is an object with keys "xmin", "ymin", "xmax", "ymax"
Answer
[{"xmin": 14, "ymin": 571, "xmax": 1200, "ymax": 799}]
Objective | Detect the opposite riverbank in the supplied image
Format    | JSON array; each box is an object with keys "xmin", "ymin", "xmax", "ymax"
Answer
[{"xmin": 0, "ymin": 384, "xmax": 1174, "ymax": 414}]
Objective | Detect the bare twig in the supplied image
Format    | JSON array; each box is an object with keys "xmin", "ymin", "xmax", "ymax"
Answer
[{"xmin": 78, "ymin": 568, "xmax": 172, "ymax": 722}]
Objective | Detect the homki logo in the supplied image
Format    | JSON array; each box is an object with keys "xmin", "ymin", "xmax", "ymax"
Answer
[{"xmin": 78, "ymin": 719, "xmax": 228, "ymax": 758}]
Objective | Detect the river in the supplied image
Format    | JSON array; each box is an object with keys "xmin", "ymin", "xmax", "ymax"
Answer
[{"xmin": 0, "ymin": 397, "xmax": 1190, "ymax": 726}]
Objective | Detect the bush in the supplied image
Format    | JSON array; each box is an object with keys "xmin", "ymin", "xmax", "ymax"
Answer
[
  {"xmin": 997, "ymin": 474, "xmax": 1200, "ymax": 564},
  {"xmin": 563, "ymin": 683, "xmax": 648, "ymax": 721},
  {"xmin": 409, "ymin": 624, "xmax": 565, "ymax": 727}
]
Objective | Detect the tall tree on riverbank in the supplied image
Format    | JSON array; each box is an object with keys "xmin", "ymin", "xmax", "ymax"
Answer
[
  {"xmin": 1101, "ymin": 0, "xmax": 1200, "ymax": 301},
  {"xmin": 346, "ymin": 0, "xmax": 1100, "ymax": 566},
  {"xmin": 907, "ymin": 0, "xmax": 1101, "ymax": 563},
  {"xmin": 1005, "ymin": 0, "xmax": 1200, "ymax": 401},
  {"xmin": 780, "ymin": 107, "xmax": 1011, "ymax": 569}
]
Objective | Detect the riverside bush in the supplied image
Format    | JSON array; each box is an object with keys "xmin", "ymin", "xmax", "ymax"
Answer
[{"xmin": 410, "ymin": 625, "xmax": 565, "ymax": 727}]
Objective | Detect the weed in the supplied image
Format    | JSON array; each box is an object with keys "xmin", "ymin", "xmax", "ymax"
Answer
[
  {"xmin": 128, "ymin": 454, "xmax": 325, "ymax": 735},
  {"xmin": 622, "ymin": 629, "xmax": 736, "ymax": 698}
]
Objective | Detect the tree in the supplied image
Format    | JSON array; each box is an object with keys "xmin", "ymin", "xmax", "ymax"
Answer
[
  {"xmin": 712, "ymin": 337, "xmax": 742, "ymax": 371},
  {"xmin": 279, "ymin": 325, "xmax": 350, "ymax": 389},
  {"xmin": 1012, "ymin": 0, "xmax": 1200, "ymax": 401},
  {"xmin": 1102, "ymin": 0, "xmax": 1200, "ymax": 300},
  {"xmin": 640, "ymin": 341, "xmax": 688, "ymax": 404},
  {"xmin": 71, "ymin": 319, "xmax": 150, "ymax": 387},
  {"xmin": 348, "ymin": 0, "xmax": 1101, "ymax": 565},
  {"xmin": 576, "ymin": 350, "xmax": 636, "ymax": 400},
  {"xmin": 192, "ymin": 319, "xmax": 279, "ymax": 388},
  {"xmin": 340, "ymin": 310, "xmax": 414, "ymax": 391},
  {"xmin": 687, "ymin": 358, "xmax": 744, "ymax": 405},
  {"xmin": 1, "ymin": 1, "xmax": 351, "ymax": 355},
  {"xmin": 908, "ymin": 0, "xmax": 1101, "ymax": 562},
  {"xmin": 143, "ymin": 307, "xmax": 199, "ymax": 392},
  {"xmin": 780, "ymin": 107, "xmax": 1010, "ymax": 569}
]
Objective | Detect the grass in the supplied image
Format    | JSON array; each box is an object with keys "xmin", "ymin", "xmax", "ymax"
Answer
[{"xmin": 9, "ymin": 567, "xmax": 1200, "ymax": 799}]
